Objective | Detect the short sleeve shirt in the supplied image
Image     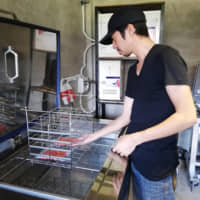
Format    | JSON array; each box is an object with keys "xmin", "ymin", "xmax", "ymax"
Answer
[{"xmin": 125, "ymin": 44, "xmax": 189, "ymax": 180}]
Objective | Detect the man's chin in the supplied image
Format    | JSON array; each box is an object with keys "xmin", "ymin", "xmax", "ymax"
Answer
[
  {"xmin": 118, "ymin": 51, "xmax": 130, "ymax": 57},
  {"xmin": 120, "ymin": 53, "xmax": 131, "ymax": 57}
]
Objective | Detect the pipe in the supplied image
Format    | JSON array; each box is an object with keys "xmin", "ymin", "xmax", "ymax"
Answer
[
  {"xmin": 81, "ymin": 5, "xmax": 95, "ymax": 42},
  {"xmin": 80, "ymin": 43, "xmax": 95, "ymax": 77},
  {"xmin": 79, "ymin": 43, "xmax": 96, "ymax": 113},
  {"xmin": 79, "ymin": 94, "xmax": 95, "ymax": 114},
  {"xmin": 60, "ymin": 3, "xmax": 96, "ymax": 113},
  {"xmin": 0, "ymin": 182, "xmax": 78, "ymax": 200}
]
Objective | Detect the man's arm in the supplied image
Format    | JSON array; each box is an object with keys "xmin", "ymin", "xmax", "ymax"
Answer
[
  {"xmin": 112, "ymin": 85, "xmax": 197, "ymax": 157},
  {"xmin": 73, "ymin": 96, "xmax": 134, "ymax": 145}
]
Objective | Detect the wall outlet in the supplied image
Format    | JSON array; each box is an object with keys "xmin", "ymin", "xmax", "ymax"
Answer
[
  {"xmin": 77, "ymin": 76, "xmax": 85, "ymax": 93},
  {"xmin": 77, "ymin": 76, "xmax": 89, "ymax": 94}
]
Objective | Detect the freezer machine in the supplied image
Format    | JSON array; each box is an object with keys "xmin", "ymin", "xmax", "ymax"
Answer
[
  {"xmin": 0, "ymin": 16, "xmax": 122, "ymax": 200},
  {"xmin": 0, "ymin": 108, "xmax": 119, "ymax": 200}
]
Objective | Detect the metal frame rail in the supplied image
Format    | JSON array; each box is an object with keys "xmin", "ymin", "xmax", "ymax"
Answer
[
  {"xmin": 187, "ymin": 64, "xmax": 200, "ymax": 190},
  {"xmin": 189, "ymin": 119, "xmax": 200, "ymax": 190}
]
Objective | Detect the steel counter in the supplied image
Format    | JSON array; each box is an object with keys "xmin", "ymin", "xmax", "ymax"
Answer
[{"xmin": 0, "ymin": 137, "xmax": 121, "ymax": 200}]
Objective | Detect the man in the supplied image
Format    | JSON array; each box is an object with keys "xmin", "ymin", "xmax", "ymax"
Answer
[{"xmin": 74, "ymin": 7, "xmax": 197, "ymax": 200}]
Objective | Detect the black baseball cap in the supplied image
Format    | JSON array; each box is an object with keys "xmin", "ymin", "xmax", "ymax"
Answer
[{"xmin": 100, "ymin": 7, "xmax": 146, "ymax": 45}]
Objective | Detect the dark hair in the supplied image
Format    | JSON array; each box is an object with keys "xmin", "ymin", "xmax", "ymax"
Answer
[{"xmin": 116, "ymin": 22, "xmax": 149, "ymax": 38}]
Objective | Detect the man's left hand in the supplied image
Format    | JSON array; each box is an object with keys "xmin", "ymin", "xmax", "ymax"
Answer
[{"xmin": 112, "ymin": 134, "xmax": 141, "ymax": 157}]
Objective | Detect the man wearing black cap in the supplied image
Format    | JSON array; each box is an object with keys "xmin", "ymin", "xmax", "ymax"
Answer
[{"xmin": 74, "ymin": 7, "xmax": 196, "ymax": 200}]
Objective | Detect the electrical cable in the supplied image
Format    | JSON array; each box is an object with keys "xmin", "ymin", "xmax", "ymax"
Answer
[
  {"xmin": 79, "ymin": 43, "xmax": 96, "ymax": 113},
  {"xmin": 61, "ymin": 3, "xmax": 96, "ymax": 113},
  {"xmin": 81, "ymin": 5, "xmax": 95, "ymax": 42},
  {"xmin": 80, "ymin": 43, "xmax": 95, "ymax": 77},
  {"xmin": 79, "ymin": 3, "xmax": 96, "ymax": 113}
]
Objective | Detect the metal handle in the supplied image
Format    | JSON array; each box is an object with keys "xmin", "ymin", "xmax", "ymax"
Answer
[{"xmin": 4, "ymin": 45, "xmax": 19, "ymax": 83}]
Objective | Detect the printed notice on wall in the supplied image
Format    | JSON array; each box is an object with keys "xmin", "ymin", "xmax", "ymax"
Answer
[
  {"xmin": 98, "ymin": 60, "xmax": 121, "ymax": 100},
  {"xmin": 144, "ymin": 10, "xmax": 161, "ymax": 44},
  {"xmin": 98, "ymin": 13, "xmax": 122, "ymax": 58},
  {"xmin": 98, "ymin": 10, "xmax": 161, "ymax": 58},
  {"xmin": 33, "ymin": 29, "xmax": 57, "ymax": 52}
]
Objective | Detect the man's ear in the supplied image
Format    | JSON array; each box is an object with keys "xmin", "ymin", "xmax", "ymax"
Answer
[{"xmin": 126, "ymin": 24, "xmax": 136, "ymax": 36}]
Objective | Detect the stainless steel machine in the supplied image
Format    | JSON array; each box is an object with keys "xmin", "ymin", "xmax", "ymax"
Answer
[
  {"xmin": 0, "ymin": 16, "xmax": 119, "ymax": 200},
  {"xmin": 0, "ymin": 108, "xmax": 118, "ymax": 199},
  {"xmin": 187, "ymin": 64, "xmax": 200, "ymax": 190}
]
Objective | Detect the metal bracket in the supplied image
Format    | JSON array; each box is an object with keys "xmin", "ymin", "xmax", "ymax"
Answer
[{"xmin": 80, "ymin": 0, "xmax": 90, "ymax": 4}]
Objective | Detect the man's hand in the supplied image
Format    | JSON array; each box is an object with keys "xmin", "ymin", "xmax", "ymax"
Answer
[
  {"xmin": 72, "ymin": 133, "xmax": 99, "ymax": 146},
  {"xmin": 112, "ymin": 134, "xmax": 141, "ymax": 157}
]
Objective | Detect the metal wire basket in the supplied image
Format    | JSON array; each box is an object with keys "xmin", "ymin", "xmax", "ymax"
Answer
[{"xmin": 25, "ymin": 107, "xmax": 116, "ymax": 169}]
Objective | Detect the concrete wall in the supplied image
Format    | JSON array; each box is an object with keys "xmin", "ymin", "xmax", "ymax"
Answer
[
  {"xmin": 0, "ymin": 0, "xmax": 199, "ymax": 83},
  {"xmin": 0, "ymin": 0, "xmax": 86, "ymax": 79}
]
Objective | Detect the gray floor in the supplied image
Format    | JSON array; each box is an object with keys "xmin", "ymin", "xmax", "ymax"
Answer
[{"xmin": 175, "ymin": 160, "xmax": 200, "ymax": 200}]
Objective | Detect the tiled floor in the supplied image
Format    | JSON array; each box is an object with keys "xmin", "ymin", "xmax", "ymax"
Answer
[{"xmin": 175, "ymin": 160, "xmax": 200, "ymax": 200}]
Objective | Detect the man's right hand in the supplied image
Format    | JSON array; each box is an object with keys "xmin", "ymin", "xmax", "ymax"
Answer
[{"xmin": 72, "ymin": 133, "xmax": 99, "ymax": 146}]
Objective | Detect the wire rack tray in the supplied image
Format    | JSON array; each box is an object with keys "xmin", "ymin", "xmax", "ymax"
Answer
[
  {"xmin": 25, "ymin": 107, "xmax": 113, "ymax": 169},
  {"xmin": 0, "ymin": 99, "xmax": 26, "ymax": 133}
]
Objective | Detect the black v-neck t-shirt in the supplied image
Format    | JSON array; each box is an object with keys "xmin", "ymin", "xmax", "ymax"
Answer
[{"xmin": 125, "ymin": 44, "xmax": 189, "ymax": 180}]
